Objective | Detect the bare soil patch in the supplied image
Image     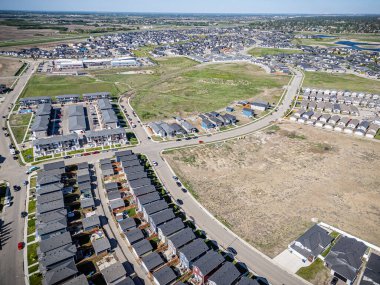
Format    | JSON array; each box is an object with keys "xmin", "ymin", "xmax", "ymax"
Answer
[
  {"xmin": 164, "ymin": 122, "xmax": 380, "ymax": 259},
  {"xmin": 0, "ymin": 57, "xmax": 23, "ymax": 78}
]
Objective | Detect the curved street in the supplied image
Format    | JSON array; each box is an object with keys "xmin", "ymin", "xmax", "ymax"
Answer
[{"xmin": 0, "ymin": 60, "xmax": 307, "ymax": 285}]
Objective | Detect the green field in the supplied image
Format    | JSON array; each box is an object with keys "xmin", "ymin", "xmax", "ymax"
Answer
[
  {"xmin": 124, "ymin": 58, "xmax": 289, "ymax": 121},
  {"xmin": 21, "ymin": 75, "xmax": 120, "ymax": 99},
  {"xmin": 9, "ymin": 113, "xmax": 32, "ymax": 143},
  {"xmin": 303, "ymin": 72, "xmax": 380, "ymax": 94},
  {"xmin": 296, "ymin": 259, "xmax": 330, "ymax": 282},
  {"xmin": 248, "ymin": 47, "xmax": 303, "ymax": 57}
]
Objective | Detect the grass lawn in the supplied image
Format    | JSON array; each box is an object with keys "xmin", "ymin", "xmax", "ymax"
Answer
[
  {"xmin": 29, "ymin": 273, "xmax": 42, "ymax": 285},
  {"xmin": 0, "ymin": 183, "xmax": 7, "ymax": 213},
  {"xmin": 22, "ymin": 148, "xmax": 34, "ymax": 163},
  {"xmin": 27, "ymin": 235, "xmax": 36, "ymax": 243},
  {"xmin": 85, "ymin": 147, "xmax": 103, "ymax": 152},
  {"xmin": 20, "ymin": 74, "xmax": 120, "ymax": 99},
  {"xmin": 27, "ymin": 218, "xmax": 36, "ymax": 235},
  {"xmin": 28, "ymin": 263, "xmax": 39, "ymax": 274},
  {"xmin": 303, "ymin": 72, "xmax": 380, "ymax": 94},
  {"xmin": 129, "ymin": 60, "xmax": 289, "ymax": 121},
  {"xmin": 67, "ymin": 149, "xmax": 84, "ymax": 155},
  {"xmin": 292, "ymin": 38, "xmax": 339, "ymax": 47},
  {"xmin": 248, "ymin": 47, "xmax": 303, "ymax": 57},
  {"xmin": 9, "ymin": 113, "xmax": 32, "ymax": 126},
  {"xmin": 28, "ymin": 199, "xmax": 36, "ymax": 214},
  {"xmin": 27, "ymin": 242, "xmax": 39, "ymax": 265},
  {"xmin": 11, "ymin": 126, "xmax": 29, "ymax": 144},
  {"xmin": 34, "ymin": 155, "xmax": 53, "ymax": 162},
  {"xmin": 296, "ymin": 258, "xmax": 328, "ymax": 281}
]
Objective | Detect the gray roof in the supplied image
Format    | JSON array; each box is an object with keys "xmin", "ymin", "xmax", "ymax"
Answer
[
  {"xmin": 37, "ymin": 209, "xmax": 67, "ymax": 224},
  {"xmin": 143, "ymin": 200, "xmax": 168, "ymax": 216},
  {"xmin": 33, "ymin": 133, "xmax": 78, "ymax": 146},
  {"xmin": 37, "ymin": 217, "xmax": 67, "ymax": 236},
  {"xmin": 61, "ymin": 274, "xmax": 89, "ymax": 285},
  {"xmin": 85, "ymin": 128, "xmax": 126, "ymax": 138},
  {"xmin": 42, "ymin": 258, "xmax": 77, "ymax": 285},
  {"xmin": 179, "ymin": 238, "xmax": 209, "ymax": 263},
  {"xmin": 101, "ymin": 109, "xmax": 118, "ymax": 123},
  {"xmin": 150, "ymin": 209, "xmax": 175, "ymax": 227},
  {"xmin": 129, "ymin": 178, "xmax": 152, "ymax": 189},
  {"xmin": 137, "ymin": 192, "xmax": 161, "ymax": 206},
  {"xmin": 208, "ymin": 262, "xmax": 241, "ymax": 285},
  {"xmin": 113, "ymin": 277, "xmax": 135, "ymax": 285},
  {"xmin": 134, "ymin": 185, "xmax": 156, "ymax": 197},
  {"xmin": 68, "ymin": 115, "xmax": 86, "ymax": 132},
  {"xmin": 40, "ymin": 244, "xmax": 77, "ymax": 269},
  {"xmin": 20, "ymin": 96, "xmax": 51, "ymax": 102},
  {"xmin": 37, "ymin": 199, "xmax": 64, "ymax": 214},
  {"xmin": 118, "ymin": 218, "xmax": 137, "ymax": 231},
  {"xmin": 158, "ymin": 218, "xmax": 185, "ymax": 237},
  {"xmin": 68, "ymin": 105, "xmax": 85, "ymax": 117},
  {"xmin": 37, "ymin": 174, "xmax": 61, "ymax": 187},
  {"xmin": 124, "ymin": 165, "xmax": 145, "ymax": 175},
  {"xmin": 325, "ymin": 236, "xmax": 367, "ymax": 281},
  {"xmin": 100, "ymin": 262, "xmax": 126, "ymax": 284},
  {"xmin": 121, "ymin": 159, "xmax": 141, "ymax": 168},
  {"xmin": 141, "ymin": 252, "xmax": 165, "ymax": 272},
  {"xmin": 127, "ymin": 171, "xmax": 147, "ymax": 182},
  {"xmin": 78, "ymin": 182, "xmax": 91, "ymax": 192},
  {"xmin": 291, "ymin": 225, "xmax": 333, "ymax": 259},
  {"xmin": 83, "ymin": 92, "xmax": 110, "ymax": 98},
  {"xmin": 98, "ymin": 98, "xmax": 113, "ymax": 110},
  {"xmin": 37, "ymin": 191, "xmax": 63, "ymax": 205},
  {"xmin": 167, "ymin": 228, "xmax": 196, "ymax": 250},
  {"xmin": 31, "ymin": 115, "xmax": 50, "ymax": 132},
  {"xmin": 77, "ymin": 162, "xmax": 89, "ymax": 170},
  {"xmin": 119, "ymin": 154, "xmax": 139, "ymax": 162},
  {"xmin": 132, "ymin": 239, "xmax": 153, "ymax": 256},
  {"xmin": 80, "ymin": 197, "xmax": 95, "ymax": 209},
  {"xmin": 35, "ymin": 103, "xmax": 52, "ymax": 116},
  {"xmin": 107, "ymin": 190, "xmax": 121, "ymax": 201},
  {"xmin": 92, "ymin": 238, "xmax": 111, "ymax": 255},
  {"xmin": 39, "ymin": 232, "xmax": 72, "ymax": 254},
  {"xmin": 77, "ymin": 173, "xmax": 91, "ymax": 183},
  {"xmin": 115, "ymin": 150, "xmax": 133, "ymax": 157},
  {"xmin": 152, "ymin": 266, "xmax": 177, "ymax": 285},
  {"xmin": 104, "ymin": 182, "xmax": 118, "ymax": 192},
  {"xmin": 109, "ymin": 198, "xmax": 125, "ymax": 210},
  {"xmin": 56, "ymin": 94, "xmax": 80, "ymax": 99},
  {"xmin": 237, "ymin": 277, "xmax": 260, "ymax": 285},
  {"xmin": 124, "ymin": 228, "xmax": 145, "ymax": 244},
  {"xmin": 100, "ymin": 158, "xmax": 112, "ymax": 165},
  {"xmin": 193, "ymin": 251, "xmax": 225, "ymax": 277},
  {"xmin": 360, "ymin": 253, "xmax": 380, "ymax": 285},
  {"xmin": 44, "ymin": 161, "xmax": 65, "ymax": 171},
  {"xmin": 82, "ymin": 214, "xmax": 100, "ymax": 230}
]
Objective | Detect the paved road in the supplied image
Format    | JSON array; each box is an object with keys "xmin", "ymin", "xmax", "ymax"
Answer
[{"xmin": 0, "ymin": 61, "xmax": 36, "ymax": 285}]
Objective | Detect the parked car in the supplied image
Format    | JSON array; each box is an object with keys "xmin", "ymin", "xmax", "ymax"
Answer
[
  {"xmin": 152, "ymin": 161, "xmax": 158, "ymax": 166},
  {"xmin": 173, "ymin": 176, "xmax": 178, "ymax": 180},
  {"xmin": 92, "ymin": 151, "xmax": 100, "ymax": 154},
  {"xmin": 181, "ymin": 187, "xmax": 187, "ymax": 193},
  {"xmin": 176, "ymin": 199, "xmax": 183, "ymax": 205},
  {"xmin": 21, "ymin": 212, "xmax": 28, "ymax": 218},
  {"xmin": 26, "ymin": 166, "xmax": 40, "ymax": 174},
  {"xmin": 176, "ymin": 138, "xmax": 182, "ymax": 141},
  {"xmin": 63, "ymin": 155, "xmax": 72, "ymax": 159},
  {"xmin": 330, "ymin": 277, "xmax": 338, "ymax": 285},
  {"xmin": 198, "ymin": 140, "xmax": 204, "ymax": 144},
  {"xmin": 227, "ymin": 247, "xmax": 237, "ymax": 256},
  {"xmin": 13, "ymin": 185, "xmax": 21, "ymax": 191},
  {"xmin": 83, "ymin": 153, "xmax": 91, "ymax": 156},
  {"xmin": 18, "ymin": 242, "xmax": 24, "ymax": 250},
  {"xmin": 176, "ymin": 181, "xmax": 182, "ymax": 187}
]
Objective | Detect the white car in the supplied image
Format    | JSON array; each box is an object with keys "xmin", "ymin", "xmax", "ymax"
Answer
[{"xmin": 152, "ymin": 161, "xmax": 158, "ymax": 166}]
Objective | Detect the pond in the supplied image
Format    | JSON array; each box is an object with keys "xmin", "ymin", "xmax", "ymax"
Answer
[{"xmin": 335, "ymin": 40, "xmax": 380, "ymax": 52}]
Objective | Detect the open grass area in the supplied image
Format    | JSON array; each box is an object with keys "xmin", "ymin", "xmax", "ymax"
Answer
[
  {"xmin": 292, "ymin": 38, "xmax": 339, "ymax": 47},
  {"xmin": 303, "ymin": 72, "xmax": 380, "ymax": 94},
  {"xmin": 27, "ymin": 242, "xmax": 39, "ymax": 264},
  {"xmin": 27, "ymin": 218, "xmax": 36, "ymax": 235},
  {"xmin": 9, "ymin": 113, "xmax": 32, "ymax": 126},
  {"xmin": 29, "ymin": 273, "xmax": 42, "ymax": 285},
  {"xmin": 127, "ymin": 59, "xmax": 288, "ymax": 121},
  {"xmin": 20, "ymin": 74, "xmax": 120, "ymax": 99},
  {"xmin": 28, "ymin": 199, "xmax": 36, "ymax": 214},
  {"xmin": 248, "ymin": 47, "xmax": 303, "ymax": 57},
  {"xmin": 296, "ymin": 259, "xmax": 330, "ymax": 283},
  {"xmin": 11, "ymin": 126, "xmax": 29, "ymax": 144}
]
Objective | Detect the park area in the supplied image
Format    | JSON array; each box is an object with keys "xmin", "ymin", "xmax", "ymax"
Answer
[
  {"xmin": 248, "ymin": 47, "xmax": 303, "ymax": 57},
  {"xmin": 303, "ymin": 71, "xmax": 380, "ymax": 94},
  {"xmin": 163, "ymin": 121, "xmax": 380, "ymax": 260}
]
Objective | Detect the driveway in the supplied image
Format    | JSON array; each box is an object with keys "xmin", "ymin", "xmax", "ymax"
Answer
[{"xmin": 273, "ymin": 249, "xmax": 310, "ymax": 273}]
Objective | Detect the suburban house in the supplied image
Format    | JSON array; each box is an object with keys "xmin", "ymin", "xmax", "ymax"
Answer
[
  {"xmin": 250, "ymin": 101, "xmax": 270, "ymax": 111},
  {"xmin": 81, "ymin": 214, "xmax": 101, "ymax": 232},
  {"xmin": 19, "ymin": 96, "xmax": 51, "ymax": 107},
  {"xmin": 149, "ymin": 122, "xmax": 166, "ymax": 137},
  {"xmin": 179, "ymin": 238, "xmax": 209, "ymax": 270},
  {"xmin": 167, "ymin": 228, "xmax": 196, "ymax": 256},
  {"xmin": 131, "ymin": 238, "xmax": 153, "ymax": 258},
  {"xmin": 99, "ymin": 261, "xmax": 127, "ymax": 285},
  {"xmin": 141, "ymin": 252, "xmax": 165, "ymax": 273},
  {"xmin": 152, "ymin": 266, "xmax": 177, "ymax": 285},
  {"xmin": 31, "ymin": 115, "xmax": 50, "ymax": 138},
  {"xmin": 324, "ymin": 236, "xmax": 367, "ymax": 284},
  {"xmin": 85, "ymin": 128, "xmax": 128, "ymax": 146},
  {"xmin": 33, "ymin": 133, "xmax": 80, "ymax": 157},
  {"xmin": 289, "ymin": 224, "xmax": 333, "ymax": 262},
  {"xmin": 38, "ymin": 232, "xmax": 72, "ymax": 256},
  {"xmin": 192, "ymin": 251, "xmax": 225, "ymax": 284},
  {"xmin": 92, "ymin": 237, "xmax": 111, "ymax": 256},
  {"xmin": 141, "ymin": 199, "xmax": 168, "ymax": 222},
  {"xmin": 68, "ymin": 105, "xmax": 87, "ymax": 133},
  {"xmin": 56, "ymin": 94, "xmax": 80, "ymax": 104},
  {"xmin": 157, "ymin": 218, "xmax": 185, "ymax": 243},
  {"xmin": 359, "ymin": 253, "xmax": 380, "ymax": 285},
  {"xmin": 149, "ymin": 209, "xmax": 176, "ymax": 233},
  {"xmin": 136, "ymin": 192, "xmax": 161, "ymax": 212},
  {"xmin": 208, "ymin": 262, "xmax": 241, "ymax": 285},
  {"xmin": 354, "ymin": 121, "xmax": 370, "ymax": 136},
  {"xmin": 124, "ymin": 228, "xmax": 145, "ymax": 245},
  {"xmin": 242, "ymin": 108, "xmax": 254, "ymax": 118},
  {"xmin": 41, "ymin": 258, "xmax": 78, "ymax": 285},
  {"xmin": 201, "ymin": 119, "xmax": 215, "ymax": 130},
  {"xmin": 97, "ymin": 99, "xmax": 118, "ymax": 129},
  {"xmin": 83, "ymin": 92, "xmax": 110, "ymax": 102}
]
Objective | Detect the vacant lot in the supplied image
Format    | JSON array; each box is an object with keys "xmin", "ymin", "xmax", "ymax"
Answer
[
  {"xmin": 303, "ymin": 72, "xmax": 380, "ymax": 94},
  {"xmin": 0, "ymin": 57, "xmax": 23, "ymax": 78},
  {"xmin": 164, "ymin": 122, "xmax": 380, "ymax": 258},
  {"xmin": 127, "ymin": 59, "xmax": 289, "ymax": 121},
  {"xmin": 248, "ymin": 47, "xmax": 303, "ymax": 57},
  {"xmin": 21, "ymin": 74, "xmax": 120, "ymax": 99}
]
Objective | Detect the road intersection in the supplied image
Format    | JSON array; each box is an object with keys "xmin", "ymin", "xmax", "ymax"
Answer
[{"xmin": 0, "ymin": 60, "xmax": 307, "ymax": 285}]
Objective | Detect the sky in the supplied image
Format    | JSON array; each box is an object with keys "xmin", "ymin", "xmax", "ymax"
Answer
[{"xmin": 1, "ymin": 0, "xmax": 380, "ymax": 14}]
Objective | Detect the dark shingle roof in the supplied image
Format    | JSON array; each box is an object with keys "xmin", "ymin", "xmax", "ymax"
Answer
[
  {"xmin": 92, "ymin": 238, "xmax": 111, "ymax": 255},
  {"xmin": 132, "ymin": 239, "xmax": 153, "ymax": 256},
  {"xmin": 124, "ymin": 228, "xmax": 145, "ymax": 244},
  {"xmin": 360, "ymin": 253, "xmax": 380, "ymax": 285},
  {"xmin": 179, "ymin": 238, "xmax": 209, "ymax": 263},
  {"xmin": 192, "ymin": 251, "xmax": 224, "ymax": 276},
  {"xmin": 208, "ymin": 262, "xmax": 241, "ymax": 285},
  {"xmin": 167, "ymin": 228, "xmax": 196, "ymax": 249},
  {"xmin": 82, "ymin": 214, "xmax": 100, "ymax": 230},
  {"xmin": 152, "ymin": 266, "xmax": 177, "ymax": 285},
  {"xmin": 158, "ymin": 218, "xmax": 185, "ymax": 237},
  {"xmin": 39, "ymin": 232, "xmax": 72, "ymax": 254},
  {"xmin": 61, "ymin": 274, "xmax": 89, "ymax": 285},
  {"xmin": 141, "ymin": 252, "xmax": 165, "ymax": 272},
  {"xmin": 42, "ymin": 258, "xmax": 77, "ymax": 285},
  {"xmin": 143, "ymin": 200, "xmax": 168, "ymax": 215},
  {"xmin": 100, "ymin": 262, "xmax": 126, "ymax": 284},
  {"xmin": 118, "ymin": 218, "xmax": 137, "ymax": 231}
]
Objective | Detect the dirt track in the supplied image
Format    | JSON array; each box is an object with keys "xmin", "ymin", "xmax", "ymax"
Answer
[{"xmin": 164, "ymin": 122, "xmax": 380, "ymax": 258}]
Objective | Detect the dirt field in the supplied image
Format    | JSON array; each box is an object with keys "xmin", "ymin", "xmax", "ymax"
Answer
[
  {"xmin": 0, "ymin": 58, "xmax": 23, "ymax": 78},
  {"xmin": 164, "ymin": 122, "xmax": 380, "ymax": 259}
]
